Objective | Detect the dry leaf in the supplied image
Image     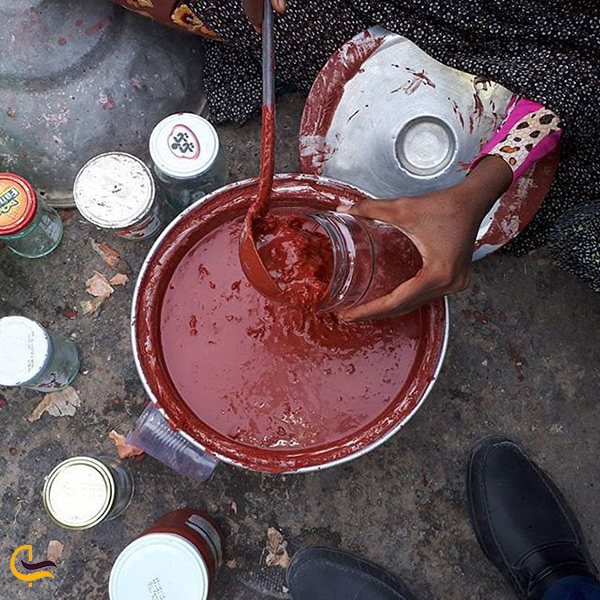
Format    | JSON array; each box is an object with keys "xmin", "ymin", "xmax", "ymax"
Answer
[
  {"xmin": 226, "ymin": 559, "xmax": 237, "ymax": 570},
  {"xmin": 80, "ymin": 298, "xmax": 104, "ymax": 316},
  {"xmin": 86, "ymin": 271, "xmax": 114, "ymax": 299},
  {"xmin": 265, "ymin": 527, "xmax": 290, "ymax": 569},
  {"xmin": 28, "ymin": 387, "xmax": 81, "ymax": 422},
  {"xmin": 91, "ymin": 240, "xmax": 132, "ymax": 274},
  {"xmin": 109, "ymin": 430, "xmax": 144, "ymax": 459},
  {"xmin": 109, "ymin": 273, "xmax": 129, "ymax": 286},
  {"xmin": 47, "ymin": 540, "xmax": 64, "ymax": 563}
]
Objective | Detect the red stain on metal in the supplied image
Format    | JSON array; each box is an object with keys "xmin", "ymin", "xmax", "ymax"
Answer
[
  {"xmin": 134, "ymin": 176, "xmax": 447, "ymax": 473},
  {"xmin": 299, "ymin": 29, "xmax": 385, "ymax": 175},
  {"xmin": 58, "ymin": 37, "xmax": 67, "ymax": 46},
  {"xmin": 85, "ymin": 17, "xmax": 109, "ymax": 36}
]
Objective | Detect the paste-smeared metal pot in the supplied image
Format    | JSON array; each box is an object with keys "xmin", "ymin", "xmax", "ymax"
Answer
[
  {"xmin": 132, "ymin": 174, "xmax": 449, "ymax": 474},
  {"xmin": 0, "ymin": 0, "xmax": 206, "ymax": 207}
]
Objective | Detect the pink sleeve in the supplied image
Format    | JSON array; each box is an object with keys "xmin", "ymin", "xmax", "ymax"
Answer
[{"xmin": 471, "ymin": 98, "xmax": 562, "ymax": 181}]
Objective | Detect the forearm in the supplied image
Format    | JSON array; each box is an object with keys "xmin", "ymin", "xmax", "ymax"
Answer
[{"xmin": 458, "ymin": 155, "xmax": 513, "ymax": 222}]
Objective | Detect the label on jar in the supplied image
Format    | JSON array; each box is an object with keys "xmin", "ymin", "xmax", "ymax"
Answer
[{"xmin": 0, "ymin": 174, "xmax": 36, "ymax": 235}]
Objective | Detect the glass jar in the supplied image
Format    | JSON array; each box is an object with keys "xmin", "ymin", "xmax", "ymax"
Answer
[
  {"xmin": 73, "ymin": 152, "xmax": 168, "ymax": 240},
  {"xmin": 310, "ymin": 211, "xmax": 423, "ymax": 311},
  {"xmin": 43, "ymin": 456, "xmax": 135, "ymax": 530},
  {"xmin": 0, "ymin": 316, "xmax": 80, "ymax": 391},
  {"xmin": 149, "ymin": 113, "xmax": 228, "ymax": 213},
  {"xmin": 0, "ymin": 173, "xmax": 63, "ymax": 258}
]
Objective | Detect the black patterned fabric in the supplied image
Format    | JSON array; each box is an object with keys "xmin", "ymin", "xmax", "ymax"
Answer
[{"xmin": 188, "ymin": 0, "xmax": 600, "ymax": 288}]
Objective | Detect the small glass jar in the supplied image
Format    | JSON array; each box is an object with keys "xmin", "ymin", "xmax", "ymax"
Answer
[
  {"xmin": 73, "ymin": 152, "xmax": 168, "ymax": 240},
  {"xmin": 311, "ymin": 211, "xmax": 423, "ymax": 311},
  {"xmin": 0, "ymin": 173, "xmax": 63, "ymax": 258},
  {"xmin": 0, "ymin": 316, "xmax": 80, "ymax": 391},
  {"xmin": 43, "ymin": 456, "xmax": 135, "ymax": 530},
  {"xmin": 149, "ymin": 113, "xmax": 228, "ymax": 213}
]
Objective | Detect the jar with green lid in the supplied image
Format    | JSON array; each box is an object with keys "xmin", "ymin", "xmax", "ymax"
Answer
[{"xmin": 0, "ymin": 173, "xmax": 63, "ymax": 258}]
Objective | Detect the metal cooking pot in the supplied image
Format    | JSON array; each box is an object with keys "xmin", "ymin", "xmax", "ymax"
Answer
[{"xmin": 131, "ymin": 174, "xmax": 449, "ymax": 475}]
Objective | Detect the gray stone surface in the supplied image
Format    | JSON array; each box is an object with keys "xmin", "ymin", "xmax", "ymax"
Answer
[{"xmin": 1, "ymin": 92, "xmax": 598, "ymax": 600}]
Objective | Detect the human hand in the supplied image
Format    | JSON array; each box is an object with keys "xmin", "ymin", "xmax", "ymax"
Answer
[
  {"xmin": 242, "ymin": 0, "xmax": 285, "ymax": 30},
  {"xmin": 339, "ymin": 156, "xmax": 513, "ymax": 321}
]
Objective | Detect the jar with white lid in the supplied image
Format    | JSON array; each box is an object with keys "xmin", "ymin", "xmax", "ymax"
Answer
[
  {"xmin": 109, "ymin": 509, "xmax": 223, "ymax": 600},
  {"xmin": 73, "ymin": 152, "xmax": 167, "ymax": 240},
  {"xmin": 149, "ymin": 113, "xmax": 228, "ymax": 213},
  {"xmin": 43, "ymin": 456, "xmax": 134, "ymax": 530},
  {"xmin": 0, "ymin": 316, "xmax": 79, "ymax": 391}
]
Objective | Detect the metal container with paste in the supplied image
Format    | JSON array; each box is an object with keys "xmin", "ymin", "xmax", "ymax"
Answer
[
  {"xmin": 73, "ymin": 152, "xmax": 166, "ymax": 240},
  {"xmin": 43, "ymin": 456, "xmax": 134, "ymax": 530},
  {"xmin": 109, "ymin": 509, "xmax": 223, "ymax": 600},
  {"xmin": 149, "ymin": 113, "xmax": 228, "ymax": 213},
  {"xmin": 132, "ymin": 175, "xmax": 449, "ymax": 475}
]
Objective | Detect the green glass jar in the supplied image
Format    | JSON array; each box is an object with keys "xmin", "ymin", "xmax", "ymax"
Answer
[{"xmin": 0, "ymin": 173, "xmax": 63, "ymax": 258}]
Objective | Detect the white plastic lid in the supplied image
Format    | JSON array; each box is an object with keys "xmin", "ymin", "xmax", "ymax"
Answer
[
  {"xmin": 149, "ymin": 113, "xmax": 219, "ymax": 180},
  {"xmin": 109, "ymin": 533, "xmax": 209, "ymax": 600},
  {"xmin": 0, "ymin": 316, "xmax": 50, "ymax": 386},
  {"xmin": 73, "ymin": 153, "xmax": 156, "ymax": 229}
]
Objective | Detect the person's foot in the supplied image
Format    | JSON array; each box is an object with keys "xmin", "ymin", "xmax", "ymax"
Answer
[
  {"xmin": 287, "ymin": 547, "xmax": 418, "ymax": 600},
  {"xmin": 467, "ymin": 436, "xmax": 598, "ymax": 600}
]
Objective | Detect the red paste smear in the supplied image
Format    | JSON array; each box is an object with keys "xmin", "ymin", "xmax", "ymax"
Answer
[
  {"xmin": 254, "ymin": 213, "xmax": 333, "ymax": 309},
  {"xmin": 161, "ymin": 215, "xmax": 424, "ymax": 453}
]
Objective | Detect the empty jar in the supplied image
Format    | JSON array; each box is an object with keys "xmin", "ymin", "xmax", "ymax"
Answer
[
  {"xmin": 0, "ymin": 316, "xmax": 79, "ymax": 391},
  {"xmin": 311, "ymin": 211, "xmax": 423, "ymax": 311},
  {"xmin": 0, "ymin": 173, "xmax": 63, "ymax": 258},
  {"xmin": 149, "ymin": 113, "xmax": 228, "ymax": 213}
]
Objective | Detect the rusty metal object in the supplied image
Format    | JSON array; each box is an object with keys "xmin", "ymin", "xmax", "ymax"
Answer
[{"xmin": 0, "ymin": 0, "xmax": 206, "ymax": 207}]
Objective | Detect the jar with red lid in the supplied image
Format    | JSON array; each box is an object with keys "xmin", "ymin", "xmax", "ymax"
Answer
[
  {"xmin": 0, "ymin": 173, "xmax": 63, "ymax": 258},
  {"xmin": 109, "ymin": 509, "xmax": 223, "ymax": 600}
]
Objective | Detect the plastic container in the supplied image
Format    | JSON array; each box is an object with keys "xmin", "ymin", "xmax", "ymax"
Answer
[
  {"xmin": 0, "ymin": 316, "xmax": 79, "ymax": 391},
  {"xmin": 43, "ymin": 456, "xmax": 134, "ymax": 530},
  {"xmin": 0, "ymin": 173, "xmax": 62, "ymax": 258},
  {"xmin": 149, "ymin": 113, "xmax": 228, "ymax": 213},
  {"xmin": 109, "ymin": 509, "xmax": 223, "ymax": 600},
  {"xmin": 73, "ymin": 153, "xmax": 167, "ymax": 240},
  {"xmin": 126, "ymin": 404, "xmax": 218, "ymax": 482}
]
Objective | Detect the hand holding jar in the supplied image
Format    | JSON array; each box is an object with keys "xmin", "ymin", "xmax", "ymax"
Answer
[{"xmin": 339, "ymin": 156, "xmax": 513, "ymax": 321}]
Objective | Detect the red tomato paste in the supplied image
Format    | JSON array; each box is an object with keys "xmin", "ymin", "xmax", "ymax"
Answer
[{"xmin": 161, "ymin": 214, "xmax": 425, "ymax": 452}]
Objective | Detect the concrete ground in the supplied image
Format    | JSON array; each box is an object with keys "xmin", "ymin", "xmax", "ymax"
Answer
[{"xmin": 1, "ymin": 91, "xmax": 599, "ymax": 600}]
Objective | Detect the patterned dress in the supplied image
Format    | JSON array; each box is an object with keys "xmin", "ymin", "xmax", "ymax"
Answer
[{"xmin": 116, "ymin": 0, "xmax": 600, "ymax": 291}]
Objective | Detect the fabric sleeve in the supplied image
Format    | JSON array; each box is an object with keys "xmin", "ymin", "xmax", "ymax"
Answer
[{"xmin": 471, "ymin": 98, "xmax": 562, "ymax": 181}]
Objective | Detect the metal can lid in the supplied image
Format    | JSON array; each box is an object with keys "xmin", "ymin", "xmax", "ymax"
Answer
[
  {"xmin": 0, "ymin": 173, "xmax": 37, "ymax": 236},
  {"xmin": 43, "ymin": 457, "xmax": 115, "ymax": 530},
  {"xmin": 109, "ymin": 533, "xmax": 209, "ymax": 600},
  {"xmin": 149, "ymin": 113, "xmax": 219, "ymax": 180},
  {"xmin": 73, "ymin": 153, "xmax": 155, "ymax": 229},
  {"xmin": 0, "ymin": 316, "xmax": 50, "ymax": 386}
]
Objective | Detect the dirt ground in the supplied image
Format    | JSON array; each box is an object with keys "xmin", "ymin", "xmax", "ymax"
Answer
[{"xmin": 1, "ymin": 91, "xmax": 598, "ymax": 600}]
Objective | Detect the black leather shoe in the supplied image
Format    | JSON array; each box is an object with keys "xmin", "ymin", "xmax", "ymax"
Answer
[
  {"xmin": 287, "ymin": 547, "xmax": 418, "ymax": 600},
  {"xmin": 467, "ymin": 436, "xmax": 598, "ymax": 600}
]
